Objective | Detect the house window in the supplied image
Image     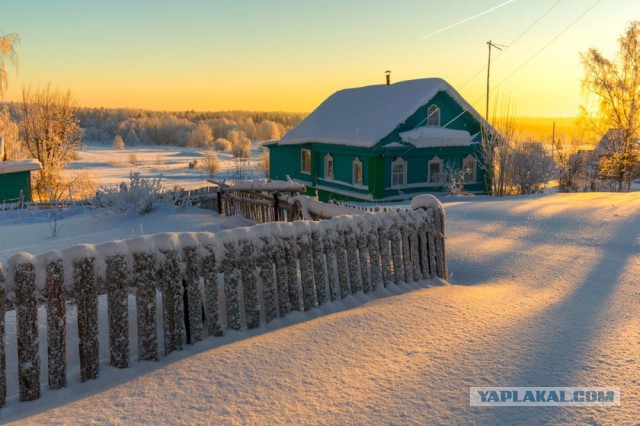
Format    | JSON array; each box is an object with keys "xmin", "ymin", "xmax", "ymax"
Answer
[
  {"xmin": 427, "ymin": 105, "xmax": 440, "ymax": 126},
  {"xmin": 462, "ymin": 154, "xmax": 477, "ymax": 182},
  {"xmin": 391, "ymin": 157, "xmax": 407, "ymax": 187},
  {"xmin": 301, "ymin": 149, "xmax": 311, "ymax": 174},
  {"xmin": 428, "ymin": 156, "xmax": 444, "ymax": 183},
  {"xmin": 352, "ymin": 157, "xmax": 363, "ymax": 185},
  {"xmin": 324, "ymin": 154, "xmax": 334, "ymax": 180}
]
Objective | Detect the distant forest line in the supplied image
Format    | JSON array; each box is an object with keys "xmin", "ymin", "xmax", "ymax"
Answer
[
  {"xmin": 75, "ymin": 108, "xmax": 308, "ymax": 147},
  {"xmin": 6, "ymin": 102, "xmax": 590, "ymax": 149}
]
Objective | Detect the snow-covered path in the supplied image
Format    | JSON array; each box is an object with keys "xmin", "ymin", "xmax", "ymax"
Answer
[{"xmin": 6, "ymin": 193, "xmax": 639, "ymax": 424}]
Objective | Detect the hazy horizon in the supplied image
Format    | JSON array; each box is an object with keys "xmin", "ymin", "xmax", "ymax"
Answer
[{"xmin": 2, "ymin": 0, "xmax": 635, "ymax": 117}]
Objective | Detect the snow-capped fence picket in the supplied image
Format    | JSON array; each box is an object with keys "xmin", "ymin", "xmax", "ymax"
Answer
[{"xmin": 0, "ymin": 195, "xmax": 446, "ymax": 408}]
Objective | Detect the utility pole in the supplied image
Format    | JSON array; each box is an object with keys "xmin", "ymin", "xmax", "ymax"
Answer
[
  {"xmin": 486, "ymin": 40, "xmax": 504, "ymax": 122},
  {"xmin": 552, "ymin": 121, "xmax": 556, "ymax": 161}
]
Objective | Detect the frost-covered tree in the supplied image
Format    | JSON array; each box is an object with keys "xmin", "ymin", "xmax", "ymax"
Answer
[
  {"xmin": 113, "ymin": 134, "xmax": 125, "ymax": 150},
  {"xmin": 187, "ymin": 121, "xmax": 213, "ymax": 148},
  {"xmin": 212, "ymin": 137, "xmax": 232, "ymax": 151},
  {"xmin": 125, "ymin": 128, "xmax": 139, "ymax": 146},
  {"xmin": 232, "ymin": 136, "xmax": 251, "ymax": 159},
  {"xmin": 508, "ymin": 141, "xmax": 557, "ymax": 194},
  {"xmin": 200, "ymin": 152, "xmax": 219, "ymax": 177},
  {"xmin": 18, "ymin": 85, "xmax": 84, "ymax": 200},
  {"xmin": 258, "ymin": 120, "xmax": 282, "ymax": 141},
  {"xmin": 581, "ymin": 21, "xmax": 640, "ymax": 191},
  {"xmin": 0, "ymin": 32, "xmax": 19, "ymax": 96},
  {"xmin": 0, "ymin": 105, "xmax": 23, "ymax": 160}
]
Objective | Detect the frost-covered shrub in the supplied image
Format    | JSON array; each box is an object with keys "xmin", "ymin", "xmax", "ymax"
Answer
[
  {"xmin": 445, "ymin": 164, "xmax": 465, "ymax": 195},
  {"xmin": 94, "ymin": 172, "xmax": 165, "ymax": 214},
  {"xmin": 212, "ymin": 138, "xmax": 232, "ymax": 151},
  {"xmin": 113, "ymin": 135, "xmax": 125, "ymax": 150}
]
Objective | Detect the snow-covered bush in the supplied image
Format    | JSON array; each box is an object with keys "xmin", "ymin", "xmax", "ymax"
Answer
[
  {"xmin": 232, "ymin": 137, "xmax": 251, "ymax": 159},
  {"xmin": 200, "ymin": 152, "xmax": 219, "ymax": 177},
  {"xmin": 212, "ymin": 138, "xmax": 232, "ymax": 151},
  {"xmin": 444, "ymin": 163, "xmax": 465, "ymax": 195},
  {"xmin": 94, "ymin": 172, "xmax": 165, "ymax": 214},
  {"xmin": 112, "ymin": 135, "xmax": 125, "ymax": 150}
]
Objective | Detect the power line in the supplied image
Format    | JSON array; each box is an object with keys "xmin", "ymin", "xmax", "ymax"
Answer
[
  {"xmin": 459, "ymin": 0, "xmax": 564, "ymax": 91},
  {"xmin": 491, "ymin": 0, "xmax": 602, "ymax": 93},
  {"xmin": 418, "ymin": 0, "xmax": 521, "ymax": 40}
]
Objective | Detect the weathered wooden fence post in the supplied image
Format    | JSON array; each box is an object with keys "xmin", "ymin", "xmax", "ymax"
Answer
[
  {"xmin": 310, "ymin": 227, "xmax": 328, "ymax": 306},
  {"xmin": 334, "ymin": 225, "xmax": 351, "ymax": 298},
  {"xmin": 133, "ymin": 249, "xmax": 158, "ymax": 361},
  {"xmin": 105, "ymin": 250, "xmax": 130, "ymax": 368},
  {"xmin": 297, "ymin": 228, "xmax": 316, "ymax": 311},
  {"xmin": 433, "ymin": 205, "xmax": 447, "ymax": 278},
  {"xmin": 323, "ymin": 227, "xmax": 339, "ymax": 301},
  {"xmin": 344, "ymin": 220, "xmax": 363, "ymax": 295},
  {"xmin": 259, "ymin": 236, "xmax": 278, "ymax": 323},
  {"xmin": 0, "ymin": 262, "xmax": 7, "ymax": 407},
  {"xmin": 407, "ymin": 210, "xmax": 423, "ymax": 281},
  {"xmin": 356, "ymin": 220, "xmax": 371, "ymax": 292},
  {"xmin": 222, "ymin": 241, "xmax": 241, "ymax": 330},
  {"xmin": 378, "ymin": 217, "xmax": 392, "ymax": 287},
  {"xmin": 273, "ymin": 239, "xmax": 290, "ymax": 318},
  {"xmin": 399, "ymin": 212, "xmax": 414, "ymax": 283},
  {"xmin": 283, "ymin": 236, "xmax": 301, "ymax": 311},
  {"xmin": 201, "ymin": 241, "xmax": 223, "ymax": 337},
  {"xmin": 44, "ymin": 254, "xmax": 66, "ymax": 389},
  {"xmin": 13, "ymin": 254, "xmax": 41, "ymax": 401},
  {"xmin": 389, "ymin": 215, "xmax": 404, "ymax": 283},
  {"xmin": 183, "ymin": 245, "xmax": 203, "ymax": 343},
  {"xmin": 240, "ymin": 240, "xmax": 261, "ymax": 329},
  {"xmin": 71, "ymin": 250, "xmax": 99, "ymax": 383},
  {"xmin": 159, "ymin": 247, "xmax": 186, "ymax": 353},
  {"xmin": 366, "ymin": 217, "xmax": 383, "ymax": 291}
]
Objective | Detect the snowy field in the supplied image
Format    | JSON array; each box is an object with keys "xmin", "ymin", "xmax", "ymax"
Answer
[
  {"xmin": 66, "ymin": 141, "xmax": 267, "ymax": 191},
  {"xmin": 0, "ymin": 189, "xmax": 637, "ymax": 424}
]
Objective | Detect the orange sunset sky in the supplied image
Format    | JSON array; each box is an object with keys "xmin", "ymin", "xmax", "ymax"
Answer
[{"xmin": 2, "ymin": 0, "xmax": 637, "ymax": 116}]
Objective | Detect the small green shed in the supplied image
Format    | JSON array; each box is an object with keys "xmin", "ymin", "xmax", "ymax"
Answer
[
  {"xmin": 268, "ymin": 77, "xmax": 499, "ymax": 202},
  {"xmin": 0, "ymin": 159, "xmax": 42, "ymax": 203}
]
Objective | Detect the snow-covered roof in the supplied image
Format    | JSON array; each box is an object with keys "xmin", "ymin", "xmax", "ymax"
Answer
[
  {"xmin": 277, "ymin": 78, "xmax": 486, "ymax": 148},
  {"xmin": 399, "ymin": 126, "xmax": 474, "ymax": 148},
  {"xmin": 0, "ymin": 159, "xmax": 42, "ymax": 175}
]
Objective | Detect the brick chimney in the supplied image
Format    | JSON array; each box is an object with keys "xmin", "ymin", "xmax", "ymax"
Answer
[{"xmin": 385, "ymin": 70, "xmax": 391, "ymax": 86}]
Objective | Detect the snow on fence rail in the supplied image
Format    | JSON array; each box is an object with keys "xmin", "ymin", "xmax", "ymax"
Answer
[{"xmin": 0, "ymin": 198, "xmax": 446, "ymax": 408}]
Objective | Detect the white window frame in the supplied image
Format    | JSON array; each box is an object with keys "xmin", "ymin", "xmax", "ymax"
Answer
[
  {"xmin": 428, "ymin": 155, "xmax": 444, "ymax": 183},
  {"xmin": 324, "ymin": 153, "xmax": 334, "ymax": 180},
  {"xmin": 462, "ymin": 154, "xmax": 477, "ymax": 183},
  {"xmin": 427, "ymin": 104, "xmax": 440, "ymax": 126},
  {"xmin": 391, "ymin": 157, "xmax": 407, "ymax": 187},
  {"xmin": 352, "ymin": 156, "xmax": 363, "ymax": 185},
  {"xmin": 301, "ymin": 148, "xmax": 311, "ymax": 174}
]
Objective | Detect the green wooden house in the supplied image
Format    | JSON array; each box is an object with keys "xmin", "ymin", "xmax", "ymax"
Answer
[
  {"xmin": 267, "ymin": 78, "xmax": 496, "ymax": 202},
  {"xmin": 0, "ymin": 159, "xmax": 42, "ymax": 203}
]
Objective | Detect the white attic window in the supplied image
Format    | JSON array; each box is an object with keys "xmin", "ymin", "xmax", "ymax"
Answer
[{"xmin": 427, "ymin": 104, "xmax": 440, "ymax": 126}]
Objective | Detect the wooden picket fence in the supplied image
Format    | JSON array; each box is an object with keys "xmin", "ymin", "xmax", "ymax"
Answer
[{"xmin": 0, "ymin": 202, "xmax": 446, "ymax": 408}]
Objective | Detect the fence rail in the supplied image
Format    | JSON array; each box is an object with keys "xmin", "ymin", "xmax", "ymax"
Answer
[{"xmin": 0, "ymin": 202, "xmax": 446, "ymax": 408}]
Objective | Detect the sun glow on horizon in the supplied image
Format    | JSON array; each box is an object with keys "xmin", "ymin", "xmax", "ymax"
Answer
[{"xmin": 1, "ymin": 0, "xmax": 634, "ymax": 117}]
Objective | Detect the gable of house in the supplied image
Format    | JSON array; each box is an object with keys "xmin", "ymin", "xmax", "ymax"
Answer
[{"xmin": 269, "ymin": 78, "xmax": 491, "ymax": 201}]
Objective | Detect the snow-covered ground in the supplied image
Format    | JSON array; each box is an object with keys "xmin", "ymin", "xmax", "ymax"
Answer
[
  {"xmin": 66, "ymin": 141, "xmax": 267, "ymax": 191},
  {"xmin": 1, "ymin": 191, "xmax": 638, "ymax": 424}
]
